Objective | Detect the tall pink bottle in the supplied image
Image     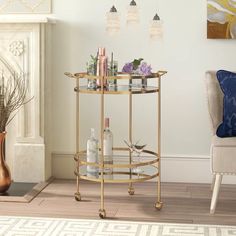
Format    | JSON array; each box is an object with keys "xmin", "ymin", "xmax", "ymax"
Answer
[{"xmin": 96, "ymin": 47, "xmax": 108, "ymax": 87}]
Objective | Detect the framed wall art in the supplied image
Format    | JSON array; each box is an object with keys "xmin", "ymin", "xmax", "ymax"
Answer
[{"xmin": 207, "ymin": 0, "xmax": 236, "ymax": 39}]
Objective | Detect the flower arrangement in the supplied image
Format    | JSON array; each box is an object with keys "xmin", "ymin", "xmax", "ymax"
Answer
[{"xmin": 122, "ymin": 58, "xmax": 152, "ymax": 76}]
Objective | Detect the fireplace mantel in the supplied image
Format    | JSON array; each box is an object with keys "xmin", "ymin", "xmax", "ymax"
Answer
[
  {"xmin": 0, "ymin": 14, "xmax": 56, "ymax": 23},
  {"xmin": 0, "ymin": 16, "xmax": 55, "ymax": 183}
]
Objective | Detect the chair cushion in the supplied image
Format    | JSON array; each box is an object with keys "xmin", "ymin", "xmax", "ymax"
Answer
[
  {"xmin": 212, "ymin": 135, "xmax": 236, "ymax": 147},
  {"xmin": 211, "ymin": 136, "xmax": 236, "ymax": 173},
  {"xmin": 211, "ymin": 145, "xmax": 236, "ymax": 173},
  {"xmin": 216, "ymin": 70, "xmax": 236, "ymax": 137}
]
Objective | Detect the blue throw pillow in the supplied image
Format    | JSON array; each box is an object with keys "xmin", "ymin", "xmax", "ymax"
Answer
[{"xmin": 216, "ymin": 70, "xmax": 236, "ymax": 137}]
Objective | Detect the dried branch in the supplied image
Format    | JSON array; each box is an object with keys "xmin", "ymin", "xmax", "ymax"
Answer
[{"xmin": 0, "ymin": 72, "xmax": 32, "ymax": 133}]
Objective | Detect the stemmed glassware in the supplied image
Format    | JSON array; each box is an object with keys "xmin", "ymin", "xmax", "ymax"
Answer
[{"xmin": 124, "ymin": 140, "xmax": 146, "ymax": 176}]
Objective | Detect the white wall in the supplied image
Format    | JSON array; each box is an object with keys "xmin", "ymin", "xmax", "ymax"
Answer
[{"xmin": 51, "ymin": 0, "xmax": 236, "ymax": 183}]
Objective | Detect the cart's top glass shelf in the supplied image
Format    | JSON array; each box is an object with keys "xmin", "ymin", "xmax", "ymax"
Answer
[
  {"xmin": 65, "ymin": 71, "xmax": 167, "ymax": 81},
  {"xmin": 66, "ymin": 71, "xmax": 167, "ymax": 94}
]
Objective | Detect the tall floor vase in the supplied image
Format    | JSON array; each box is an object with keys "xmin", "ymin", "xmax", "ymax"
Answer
[{"xmin": 0, "ymin": 132, "xmax": 11, "ymax": 193}]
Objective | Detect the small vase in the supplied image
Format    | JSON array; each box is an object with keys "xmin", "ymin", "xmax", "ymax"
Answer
[
  {"xmin": 0, "ymin": 132, "xmax": 11, "ymax": 193},
  {"xmin": 129, "ymin": 73, "xmax": 148, "ymax": 88},
  {"xmin": 141, "ymin": 78, "xmax": 147, "ymax": 88}
]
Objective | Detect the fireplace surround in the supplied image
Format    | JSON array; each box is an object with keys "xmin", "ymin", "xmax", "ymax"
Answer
[{"xmin": 0, "ymin": 15, "xmax": 55, "ymax": 183}]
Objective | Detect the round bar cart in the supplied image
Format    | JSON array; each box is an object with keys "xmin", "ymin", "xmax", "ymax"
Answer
[{"xmin": 65, "ymin": 71, "xmax": 167, "ymax": 218}]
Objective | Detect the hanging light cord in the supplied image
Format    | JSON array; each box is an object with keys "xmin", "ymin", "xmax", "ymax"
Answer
[{"xmin": 155, "ymin": 0, "xmax": 160, "ymax": 20}]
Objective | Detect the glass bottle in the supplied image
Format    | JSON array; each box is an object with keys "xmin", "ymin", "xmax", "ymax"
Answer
[
  {"xmin": 87, "ymin": 57, "xmax": 97, "ymax": 89},
  {"xmin": 103, "ymin": 118, "xmax": 113, "ymax": 179},
  {"xmin": 86, "ymin": 128, "xmax": 99, "ymax": 178},
  {"xmin": 108, "ymin": 60, "xmax": 118, "ymax": 89},
  {"xmin": 96, "ymin": 47, "xmax": 108, "ymax": 87}
]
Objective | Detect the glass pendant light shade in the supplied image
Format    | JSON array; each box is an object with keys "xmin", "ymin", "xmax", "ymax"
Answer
[
  {"xmin": 106, "ymin": 6, "xmax": 120, "ymax": 36},
  {"xmin": 149, "ymin": 13, "xmax": 163, "ymax": 40},
  {"xmin": 127, "ymin": 0, "xmax": 139, "ymax": 26}
]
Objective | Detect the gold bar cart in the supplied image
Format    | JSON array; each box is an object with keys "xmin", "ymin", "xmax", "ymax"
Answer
[{"xmin": 65, "ymin": 71, "xmax": 167, "ymax": 219}]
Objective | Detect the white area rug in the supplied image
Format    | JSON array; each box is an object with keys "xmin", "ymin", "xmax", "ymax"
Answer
[{"xmin": 0, "ymin": 216, "xmax": 236, "ymax": 236}]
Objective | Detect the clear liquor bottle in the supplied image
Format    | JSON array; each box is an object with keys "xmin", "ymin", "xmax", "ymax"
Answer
[
  {"xmin": 86, "ymin": 128, "xmax": 99, "ymax": 178},
  {"xmin": 103, "ymin": 118, "xmax": 113, "ymax": 179}
]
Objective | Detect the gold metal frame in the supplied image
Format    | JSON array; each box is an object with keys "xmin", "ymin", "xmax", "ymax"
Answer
[{"xmin": 65, "ymin": 71, "xmax": 167, "ymax": 218}]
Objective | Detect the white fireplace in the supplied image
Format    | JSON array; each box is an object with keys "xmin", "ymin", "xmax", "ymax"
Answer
[{"xmin": 0, "ymin": 15, "xmax": 55, "ymax": 183}]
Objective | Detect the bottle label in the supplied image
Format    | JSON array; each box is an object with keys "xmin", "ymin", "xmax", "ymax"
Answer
[
  {"xmin": 87, "ymin": 141, "xmax": 99, "ymax": 175},
  {"xmin": 103, "ymin": 139, "xmax": 113, "ymax": 162},
  {"xmin": 103, "ymin": 139, "xmax": 113, "ymax": 180}
]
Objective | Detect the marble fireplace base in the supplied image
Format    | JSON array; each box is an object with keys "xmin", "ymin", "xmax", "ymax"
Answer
[
  {"xmin": 0, "ymin": 178, "xmax": 52, "ymax": 202},
  {"xmin": 14, "ymin": 144, "xmax": 45, "ymax": 183}
]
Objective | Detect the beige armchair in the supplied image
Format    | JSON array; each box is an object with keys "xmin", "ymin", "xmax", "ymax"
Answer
[{"xmin": 206, "ymin": 71, "xmax": 236, "ymax": 214}]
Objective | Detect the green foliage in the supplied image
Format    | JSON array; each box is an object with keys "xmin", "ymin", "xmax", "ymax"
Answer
[
  {"xmin": 132, "ymin": 58, "xmax": 143, "ymax": 70},
  {"xmin": 90, "ymin": 55, "xmax": 98, "ymax": 63}
]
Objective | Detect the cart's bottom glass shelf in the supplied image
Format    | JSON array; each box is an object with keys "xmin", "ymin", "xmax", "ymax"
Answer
[
  {"xmin": 75, "ymin": 167, "xmax": 159, "ymax": 183},
  {"xmin": 74, "ymin": 147, "xmax": 159, "ymax": 183}
]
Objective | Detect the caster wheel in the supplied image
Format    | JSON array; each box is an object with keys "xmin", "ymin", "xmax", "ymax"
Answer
[
  {"xmin": 155, "ymin": 201, "xmax": 163, "ymax": 210},
  {"xmin": 74, "ymin": 192, "xmax": 81, "ymax": 201},
  {"xmin": 99, "ymin": 209, "xmax": 106, "ymax": 219},
  {"xmin": 128, "ymin": 187, "xmax": 135, "ymax": 196}
]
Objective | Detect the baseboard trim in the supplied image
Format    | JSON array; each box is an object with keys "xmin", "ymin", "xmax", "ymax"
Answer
[{"xmin": 51, "ymin": 152, "xmax": 236, "ymax": 184}]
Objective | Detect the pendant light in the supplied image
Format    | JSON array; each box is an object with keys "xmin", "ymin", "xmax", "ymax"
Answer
[
  {"xmin": 127, "ymin": 0, "xmax": 139, "ymax": 26},
  {"xmin": 150, "ymin": 0, "xmax": 163, "ymax": 41},
  {"xmin": 106, "ymin": 5, "xmax": 120, "ymax": 36},
  {"xmin": 149, "ymin": 13, "xmax": 163, "ymax": 40}
]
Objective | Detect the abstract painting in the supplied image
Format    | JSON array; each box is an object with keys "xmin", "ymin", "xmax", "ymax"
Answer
[
  {"xmin": 0, "ymin": 0, "xmax": 51, "ymax": 14},
  {"xmin": 207, "ymin": 0, "xmax": 236, "ymax": 39}
]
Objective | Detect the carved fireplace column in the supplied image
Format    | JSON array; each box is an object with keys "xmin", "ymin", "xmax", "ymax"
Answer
[{"xmin": 0, "ymin": 15, "xmax": 55, "ymax": 182}]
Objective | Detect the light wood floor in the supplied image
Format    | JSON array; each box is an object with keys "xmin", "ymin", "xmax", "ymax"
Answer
[{"xmin": 1, "ymin": 179, "xmax": 236, "ymax": 225}]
